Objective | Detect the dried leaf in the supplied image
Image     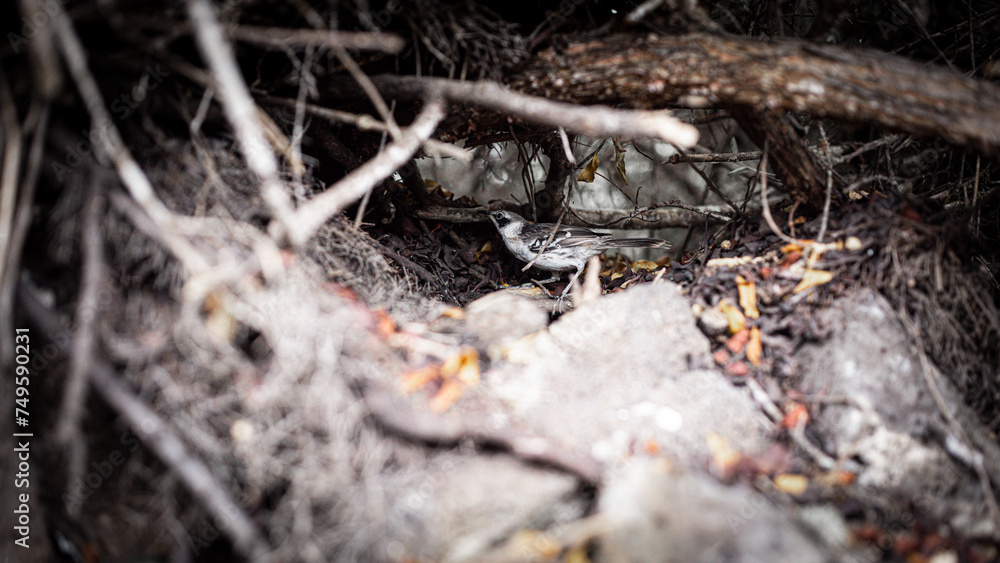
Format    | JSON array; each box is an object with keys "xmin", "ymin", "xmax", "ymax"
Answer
[
  {"xmin": 706, "ymin": 431, "xmax": 741, "ymax": 478},
  {"xmin": 774, "ymin": 473, "xmax": 809, "ymax": 495},
  {"xmin": 726, "ymin": 328, "xmax": 750, "ymax": 354},
  {"xmin": 440, "ymin": 307, "xmax": 465, "ymax": 320},
  {"xmin": 793, "ymin": 269, "xmax": 834, "ymax": 293},
  {"xmin": 474, "ymin": 242, "xmax": 493, "ymax": 262},
  {"xmin": 400, "ymin": 364, "xmax": 440, "ymax": 393},
  {"xmin": 726, "ymin": 361, "xmax": 750, "ymax": 377},
  {"xmin": 782, "ymin": 402, "xmax": 810, "ymax": 428},
  {"xmin": 736, "ymin": 275, "xmax": 760, "ymax": 319},
  {"xmin": 718, "ymin": 299, "xmax": 746, "ymax": 334},
  {"xmin": 632, "ymin": 260, "xmax": 659, "ymax": 271},
  {"xmin": 441, "ymin": 347, "xmax": 480, "ymax": 385},
  {"xmin": 429, "ymin": 380, "xmax": 463, "ymax": 412},
  {"xmin": 746, "ymin": 326, "xmax": 763, "ymax": 365},
  {"xmin": 578, "ymin": 152, "xmax": 599, "ymax": 182}
]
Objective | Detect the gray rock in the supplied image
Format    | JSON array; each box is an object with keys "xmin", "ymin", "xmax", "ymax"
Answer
[
  {"xmin": 797, "ymin": 290, "xmax": 1000, "ymax": 538},
  {"xmin": 595, "ymin": 460, "xmax": 831, "ymax": 562}
]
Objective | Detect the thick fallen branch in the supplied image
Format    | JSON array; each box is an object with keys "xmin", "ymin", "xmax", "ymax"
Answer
[
  {"xmin": 413, "ymin": 204, "xmax": 731, "ymax": 228},
  {"xmin": 508, "ymin": 33, "xmax": 1000, "ymax": 158}
]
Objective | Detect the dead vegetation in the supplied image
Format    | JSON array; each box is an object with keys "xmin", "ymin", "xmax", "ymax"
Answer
[{"xmin": 1, "ymin": 0, "xmax": 999, "ymax": 561}]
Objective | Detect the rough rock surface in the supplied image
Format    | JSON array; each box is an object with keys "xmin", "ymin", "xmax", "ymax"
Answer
[{"xmin": 797, "ymin": 290, "xmax": 1000, "ymax": 538}]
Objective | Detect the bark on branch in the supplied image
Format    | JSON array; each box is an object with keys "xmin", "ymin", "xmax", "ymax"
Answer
[{"xmin": 508, "ymin": 32, "xmax": 1000, "ymax": 159}]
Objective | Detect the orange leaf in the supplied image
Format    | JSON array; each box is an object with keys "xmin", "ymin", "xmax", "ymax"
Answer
[
  {"xmin": 441, "ymin": 347, "xmax": 480, "ymax": 385},
  {"xmin": 793, "ymin": 269, "xmax": 834, "ymax": 293},
  {"xmin": 718, "ymin": 299, "xmax": 746, "ymax": 334},
  {"xmin": 726, "ymin": 361, "xmax": 750, "ymax": 377},
  {"xmin": 726, "ymin": 328, "xmax": 750, "ymax": 354},
  {"xmin": 429, "ymin": 380, "xmax": 463, "ymax": 412},
  {"xmin": 712, "ymin": 349, "xmax": 731, "ymax": 366},
  {"xmin": 400, "ymin": 364, "xmax": 441, "ymax": 393},
  {"xmin": 746, "ymin": 326, "xmax": 763, "ymax": 365},
  {"xmin": 782, "ymin": 402, "xmax": 810, "ymax": 428},
  {"xmin": 736, "ymin": 275, "xmax": 760, "ymax": 319}
]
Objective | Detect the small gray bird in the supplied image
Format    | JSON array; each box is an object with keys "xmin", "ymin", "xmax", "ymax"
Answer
[{"xmin": 484, "ymin": 210, "xmax": 668, "ymax": 297}]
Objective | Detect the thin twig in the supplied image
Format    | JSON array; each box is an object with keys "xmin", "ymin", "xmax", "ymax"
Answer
[
  {"xmin": 55, "ymin": 178, "xmax": 105, "ymax": 517},
  {"xmin": 288, "ymin": 98, "xmax": 446, "ymax": 246},
  {"xmin": 758, "ymin": 150, "xmax": 801, "ymax": 246},
  {"xmin": 186, "ymin": 0, "xmax": 295, "ymax": 240},
  {"xmin": 20, "ymin": 286, "xmax": 271, "ymax": 561},
  {"xmin": 51, "ymin": 1, "xmax": 210, "ymax": 273},
  {"xmin": 258, "ymin": 95, "xmax": 469, "ymax": 160}
]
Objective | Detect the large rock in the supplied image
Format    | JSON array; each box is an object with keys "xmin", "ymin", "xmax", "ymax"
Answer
[{"xmin": 797, "ymin": 290, "xmax": 1000, "ymax": 538}]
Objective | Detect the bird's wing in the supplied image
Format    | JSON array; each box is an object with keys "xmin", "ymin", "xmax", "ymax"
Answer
[{"xmin": 524, "ymin": 224, "xmax": 610, "ymax": 252}]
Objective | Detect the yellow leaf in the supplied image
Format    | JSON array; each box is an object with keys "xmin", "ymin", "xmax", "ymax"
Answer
[
  {"xmin": 718, "ymin": 299, "xmax": 746, "ymax": 334},
  {"xmin": 474, "ymin": 241, "xmax": 493, "ymax": 261},
  {"xmin": 746, "ymin": 326, "xmax": 763, "ymax": 365},
  {"xmin": 440, "ymin": 307, "xmax": 465, "ymax": 320},
  {"xmin": 441, "ymin": 347, "xmax": 480, "ymax": 385},
  {"xmin": 400, "ymin": 364, "xmax": 441, "ymax": 393},
  {"xmin": 632, "ymin": 260, "xmax": 659, "ymax": 272},
  {"xmin": 429, "ymin": 380, "xmax": 463, "ymax": 412},
  {"xmin": 578, "ymin": 152, "xmax": 599, "ymax": 183},
  {"xmin": 735, "ymin": 275, "xmax": 760, "ymax": 319},
  {"xmin": 793, "ymin": 269, "xmax": 834, "ymax": 293},
  {"xmin": 774, "ymin": 473, "xmax": 809, "ymax": 496}
]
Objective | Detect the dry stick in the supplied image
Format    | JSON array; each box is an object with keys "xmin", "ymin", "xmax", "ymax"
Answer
[
  {"xmin": 757, "ymin": 151, "xmax": 801, "ymax": 246},
  {"xmin": 288, "ymin": 98, "xmax": 446, "ymax": 246},
  {"xmin": 186, "ymin": 0, "xmax": 295, "ymax": 240},
  {"xmin": 663, "ymin": 150, "xmax": 763, "ymax": 164},
  {"xmin": 902, "ymin": 315, "xmax": 1000, "ymax": 532},
  {"xmin": 20, "ymin": 287, "xmax": 271, "ymax": 561},
  {"xmin": 373, "ymin": 76, "xmax": 699, "ymax": 147},
  {"xmin": 258, "ymin": 96, "xmax": 469, "ymax": 160},
  {"xmin": 0, "ymin": 70, "xmax": 22, "ymax": 297},
  {"xmin": 226, "ymin": 25, "xmax": 406, "ymax": 54},
  {"xmin": 670, "ymin": 143, "xmax": 740, "ymax": 213},
  {"xmin": 333, "ymin": 47, "xmax": 403, "ymax": 140},
  {"xmin": 521, "ymin": 208, "xmax": 567, "ymax": 272},
  {"xmin": 55, "ymin": 181, "xmax": 104, "ymax": 518},
  {"xmin": 50, "ymin": 3, "xmax": 210, "ymax": 274}
]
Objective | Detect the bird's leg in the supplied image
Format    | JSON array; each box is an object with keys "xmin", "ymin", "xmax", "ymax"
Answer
[{"xmin": 556, "ymin": 267, "xmax": 584, "ymax": 301}]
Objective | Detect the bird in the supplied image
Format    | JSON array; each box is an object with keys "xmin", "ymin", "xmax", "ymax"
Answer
[{"xmin": 483, "ymin": 210, "xmax": 668, "ymax": 297}]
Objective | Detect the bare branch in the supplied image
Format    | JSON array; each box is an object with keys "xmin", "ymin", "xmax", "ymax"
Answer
[
  {"xmin": 186, "ymin": 0, "xmax": 295, "ymax": 238},
  {"xmin": 288, "ymin": 98, "xmax": 446, "ymax": 246},
  {"xmin": 20, "ymin": 286, "xmax": 271, "ymax": 561},
  {"xmin": 227, "ymin": 25, "xmax": 405, "ymax": 53},
  {"xmin": 363, "ymin": 76, "xmax": 700, "ymax": 147}
]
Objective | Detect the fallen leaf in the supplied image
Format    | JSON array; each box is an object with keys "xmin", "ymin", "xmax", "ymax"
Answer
[
  {"xmin": 706, "ymin": 431, "xmax": 741, "ymax": 478},
  {"xmin": 793, "ymin": 269, "xmax": 834, "ymax": 293},
  {"xmin": 736, "ymin": 275, "xmax": 760, "ymax": 319},
  {"xmin": 400, "ymin": 364, "xmax": 441, "ymax": 393},
  {"xmin": 429, "ymin": 380, "xmax": 463, "ymax": 412},
  {"xmin": 712, "ymin": 349, "xmax": 731, "ymax": 366},
  {"xmin": 578, "ymin": 152, "xmax": 599, "ymax": 182},
  {"xmin": 746, "ymin": 326, "xmax": 763, "ymax": 365},
  {"xmin": 726, "ymin": 361, "xmax": 750, "ymax": 377},
  {"xmin": 774, "ymin": 473, "xmax": 809, "ymax": 495},
  {"xmin": 718, "ymin": 299, "xmax": 746, "ymax": 334},
  {"xmin": 726, "ymin": 328, "xmax": 749, "ymax": 354},
  {"xmin": 782, "ymin": 402, "xmax": 810, "ymax": 428},
  {"xmin": 474, "ymin": 241, "xmax": 493, "ymax": 261},
  {"xmin": 441, "ymin": 347, "xmax": 480, "ymax": 385},
  {"xmin": 632, "ymin": 260, "xmax": 659, "ymax": 271},
  {"xmin": 439, "ymin": 307, "xmax": 465, "ymax": 320}
]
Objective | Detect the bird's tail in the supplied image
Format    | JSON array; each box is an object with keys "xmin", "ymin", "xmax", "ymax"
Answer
[{"xmin": 604, "ymin": 238, "xmax": 669, "ymax": 249}]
